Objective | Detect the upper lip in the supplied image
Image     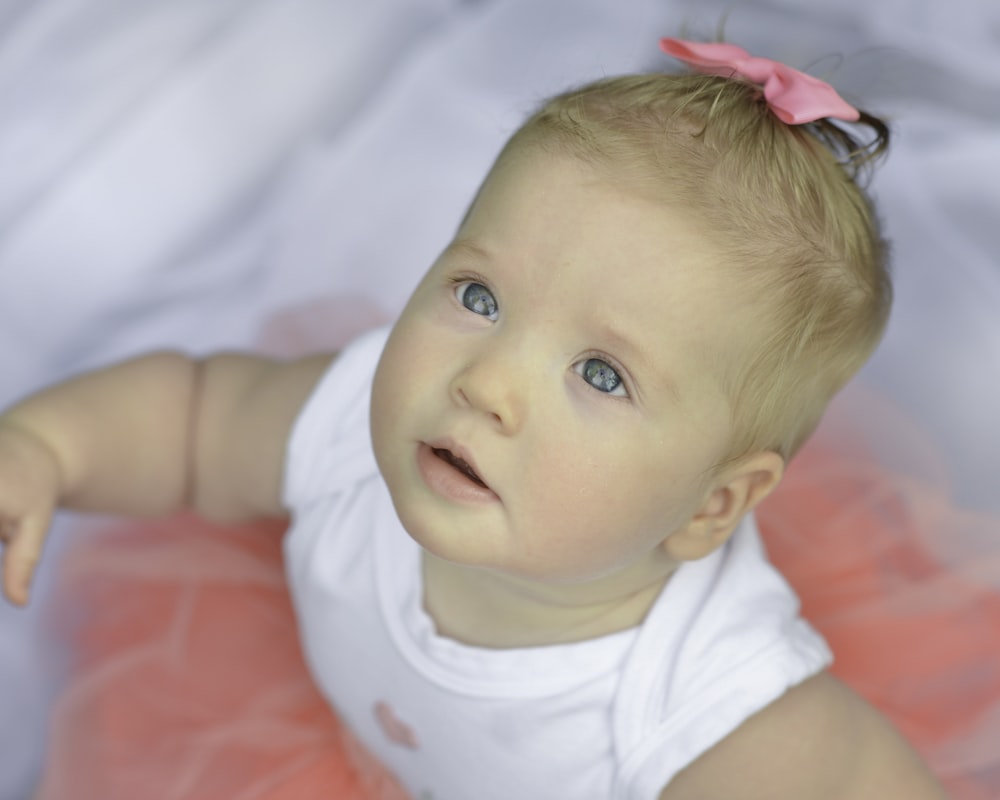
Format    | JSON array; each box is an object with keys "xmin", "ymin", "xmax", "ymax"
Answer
[{"xmin": 426, "ymin": 436, "xmax": 494, "ymax": 493}]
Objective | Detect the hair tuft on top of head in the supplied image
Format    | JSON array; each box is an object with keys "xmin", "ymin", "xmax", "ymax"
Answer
[{"xmin": 804, "ymin": 112, "xmax": 890, "ymax": 184}]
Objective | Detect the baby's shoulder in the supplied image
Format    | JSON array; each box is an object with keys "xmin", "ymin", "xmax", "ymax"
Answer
[{"xmin": 659, "ymin": 672, "xmax": 946, "ymax": 799}]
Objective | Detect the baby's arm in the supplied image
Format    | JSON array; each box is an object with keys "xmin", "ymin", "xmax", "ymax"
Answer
[
  {"xmin": 659, "ymin": 672, "xmax": 946, "ymax": 799},
  {"xmin": 0, "ymin": 350, "xmax": 332, "ymax": 606}
]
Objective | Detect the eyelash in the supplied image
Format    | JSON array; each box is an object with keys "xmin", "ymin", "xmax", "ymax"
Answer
[{"xmin": 449, "ymin": 276, "xmax": 631, "ymax": 400}]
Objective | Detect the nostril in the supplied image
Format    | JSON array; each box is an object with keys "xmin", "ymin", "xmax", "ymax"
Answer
[{"xmin": 450, "ymin": 363, "xmax": 519, "ymax": 432}]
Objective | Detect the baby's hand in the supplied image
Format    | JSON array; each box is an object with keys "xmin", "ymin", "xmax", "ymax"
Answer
[{"xmin": 0, "ymin": 421, "xmax": 62, "ymax": 606}]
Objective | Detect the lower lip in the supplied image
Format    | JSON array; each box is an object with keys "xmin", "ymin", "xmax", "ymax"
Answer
[{"xmin": 416, "ymin": 443, "xmax": 499, "ymax": 504}]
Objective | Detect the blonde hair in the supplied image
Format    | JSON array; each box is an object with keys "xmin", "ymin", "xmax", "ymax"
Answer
[{"xmin": 496, "ymin": 72, "xmax": 891, "ymax": 466}]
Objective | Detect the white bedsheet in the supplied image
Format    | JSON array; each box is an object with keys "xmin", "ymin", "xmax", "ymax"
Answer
[{"xmin": 1, "ymin": 0, "xmax": 997, "ymax": 794}]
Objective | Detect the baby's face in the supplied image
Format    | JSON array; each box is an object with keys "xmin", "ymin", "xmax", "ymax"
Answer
[{"xmin": 371, "ymin": 148, "xmax": 742, "ymax": 586}]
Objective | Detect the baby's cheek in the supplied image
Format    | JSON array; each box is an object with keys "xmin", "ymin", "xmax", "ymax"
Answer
[
  {"xmin": 525, "ymin": 446, "xmax": 624, "ymax": 535},
  {"xmin": 370, "ymin": 366, "xmax": 404, "ymax": 466}
]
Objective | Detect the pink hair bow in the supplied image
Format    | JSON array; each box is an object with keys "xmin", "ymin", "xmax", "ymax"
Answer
[{"xmin": 659, "ymin": 38, "xmax": 860, "ymax": 125}]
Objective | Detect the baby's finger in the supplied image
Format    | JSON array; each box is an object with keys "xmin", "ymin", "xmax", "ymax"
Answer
[{"xmin": 1, "ymin": 513, "xmax": 51, "ymax": 606}]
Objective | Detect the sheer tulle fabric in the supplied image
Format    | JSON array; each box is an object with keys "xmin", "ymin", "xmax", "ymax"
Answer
[
  {"xmin": 38, "ymin": 519, "xmax": 408, "ymax": 800},
  {"xmin": 40, "ymin": 388, "xmax": 1000, "ymax": 798},
  {"xmin": 757, "ymin": 388, "xmax": 1000, "ymax": 798}
]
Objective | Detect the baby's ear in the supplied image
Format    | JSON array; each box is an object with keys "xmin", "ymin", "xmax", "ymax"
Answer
[{"xmin": 663, "ymin": 451, "xmax": 784, "ymax": 561}]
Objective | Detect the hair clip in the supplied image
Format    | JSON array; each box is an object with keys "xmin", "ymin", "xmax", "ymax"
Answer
[{"xmin": 659, "ymin": 38, "xmax": 860, "ymax": 125}]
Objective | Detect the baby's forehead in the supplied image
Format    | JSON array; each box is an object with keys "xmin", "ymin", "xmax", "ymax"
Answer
[
  {"xmin": 465, "ymin": 147, "xmax": 759, "ymax": 309},
  {"xmin": 476, "ymin": 143, "xmax": 699, "ymax": 232},
  {"xmin": 492, "ymin": 138, "xmax": 671, "ymax": 197}
]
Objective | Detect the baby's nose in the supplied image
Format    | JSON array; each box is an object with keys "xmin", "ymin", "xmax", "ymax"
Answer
[{"xmin": 449, "ymin": 342, "xmax": 528, "ymax": 433}]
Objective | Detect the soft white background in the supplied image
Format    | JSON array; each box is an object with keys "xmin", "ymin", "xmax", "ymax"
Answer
[{"xmin": 0, "ymin": 0, "xmax": 997, "ymax": 794}]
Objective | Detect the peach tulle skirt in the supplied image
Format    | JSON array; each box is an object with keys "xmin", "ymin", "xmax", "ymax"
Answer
[{"xmin": 39, "ymin": 392, "xmax": 1000, "ymax": 799}]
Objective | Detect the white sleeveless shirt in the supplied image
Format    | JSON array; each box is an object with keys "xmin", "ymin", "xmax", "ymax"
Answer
[{"xmin": 283, "ymin": 326, "xmax": 832, "ymax": 799}]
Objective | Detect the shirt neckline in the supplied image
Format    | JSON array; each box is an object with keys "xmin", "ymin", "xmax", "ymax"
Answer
[{"xmin": 373, "ymin": 484, "xmax": 641, "ymax": 698}]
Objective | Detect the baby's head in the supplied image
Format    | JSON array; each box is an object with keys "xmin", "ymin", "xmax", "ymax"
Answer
[
  {"xmin": 490, "ymin": 69, "xmax": 891, "ymax": 468},
  {"xmin": 371, "ymin": 56, "xmax": 892, "ymax": 582}
]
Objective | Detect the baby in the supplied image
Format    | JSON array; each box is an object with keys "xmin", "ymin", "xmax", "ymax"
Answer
[{"xmin": 0, "ymin": 39, "xmax": 944, "ymax": 798}]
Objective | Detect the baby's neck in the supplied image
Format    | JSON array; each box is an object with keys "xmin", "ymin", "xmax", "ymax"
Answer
[{"xmin": 420, "ymin": 552, "xmax": 678, "ymax": 649}]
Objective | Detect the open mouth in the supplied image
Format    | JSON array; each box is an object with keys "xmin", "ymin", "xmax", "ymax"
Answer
[{"xmin": 432, "ymin": 447, "xmax": 488, "ymax": 488}]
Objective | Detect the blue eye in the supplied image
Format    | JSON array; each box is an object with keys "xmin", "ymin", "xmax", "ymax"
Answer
[
  {"xmin": 578, "ymin": 358, "xmax": 627, "ymax": 397},
  {"xmin": 456, "ymin": 282, "xmax": 499, "ymax": 321}
]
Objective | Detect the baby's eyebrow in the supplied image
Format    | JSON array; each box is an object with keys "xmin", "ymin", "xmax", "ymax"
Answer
[
  {"xmin": 445, "ymin": 238, "xmax": 492, "ymax": 263},
  {"xmin": 598, "ymin": 322, "xmax": 682, "ymax": 405}
]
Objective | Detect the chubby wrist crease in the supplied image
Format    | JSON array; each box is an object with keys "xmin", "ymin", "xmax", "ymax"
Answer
[{"xmin": 1, "ymin": 416, "xmax": 70, "ymax": 497}]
